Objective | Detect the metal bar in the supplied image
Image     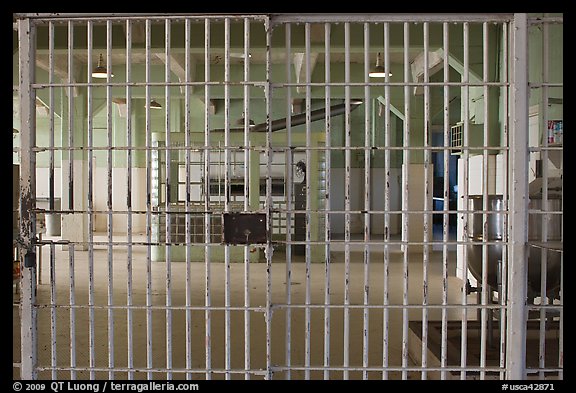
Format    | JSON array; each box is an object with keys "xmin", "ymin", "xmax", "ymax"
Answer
[
  {"xmin": 361, "ymin": 22, "xmax": 371, "ymax": 381},
  {"xmin": 18, "ymin": 16, "xmax": 38, "ymax": 380},
  {"xmin": 270, "ymin": 365, "xmax": 507, "ymax": 372},
  {"xmin": 68, "ymin": 245, "xmax": 76, "ymax": 380},
  {"xmin": 528, "ymin": 82, "xmax": 563, "ymax": 88},
  {"xmin": 164, "ymin": 18, "xmax": 173, "ymax": 380},
  {"xmin": 50, "ymin": 243, "xmax": 57, "ymax": 379},
  {"xmin": 499, "ymin": 38, "xmax": 508, "ymax": 377},
  {"xmin": 29, "ymin": 206, "xmax": 515, "ymax": 215},
  {"xmin": 243, "ymin": 16, "xmax": 251, "ymax": 381},
  {"xmin": 382, "ymin": 21, "xmax": 391, "ymax": 381},
  {"xmin": 460, "ymin": 21, "xmax": 471, "ymax": 381},
  {"xmin": 270, "ymin": 14, "xmax": 513, "ymax": 24},
  {"xmin": 184, "ymin": 17, "xmax": 192, "ymax": 382},
  {"xmin": 479, "ymin": 21, "xmax": 490, "ymax": 381},
  {"xmin": 37, "ymin": 303, "xmax": 509, "ymax": 311},
  {"xmin": 401, "ymin": 21, "xmax": 411, "ymax": 381},
  {"xmin": 558, "ymin": 172, "xmax": 563, "ymax": 380},
  {"xmin": 284, "ymin": 21, "xmax": 293, "ymax": 381},
  {"xmin": 86, "ymin": 20, "xmax": 96, "ymax": 381},
  {"xmin": 48, "ymin": 21, "xmax": 55, "ymax": 218},
  {"xmin": 538, "ymin": 17, "xmax": 550, "ymax": 381},
  {"xmin": 264, "ymin": 16, "xmax": 273, "ymax": 380},
  {"xmin": 304, "ymin": 21, "xmax": 312, "ymax": 380},
  {"xmin": 125, "ymin": 19, "xmax": 134, "ymax": 381},
  {"xmin": 204, "ymin": 17, "xmax": 212, "ymax": 381},
  {"xmin": 17, "ymin": 12, "xmax": 512, "ymax": 22},
  {"xmin": 36, "ymin": 364, "xmax": 508, "ymax": 374},
  {"xmin": 556, "ymin": 22, "xmax": 564, "ymax": 378},
  {"xmin": 506, "ymin": 13, "xmax": 529, "ymax": 380},
  {"xmin": 343, "ymin": 21, "xmax": 351, "ymax": 381},
  {"xmin": 527, "ymin": 16, "xmax": 564, "ymax": 24},
  {"xmin": 106, "ymin": 19, "xmax": 115, "ymax": 380},
  {"xmin": 34, "ymin": 145, "xmax": 512, "ymax": 153},
  {"xmin": 421, "ymin": 21, "xmax": 430, "ymax": 380},
  {"xmin": 145, "ymin": 18, "xmax": 154, "ymax": 381},
  {"xmin": 440, "ymin": 21, "xmax": 450, "ymax": 381},
  {"xmin": 274, "ymin": 81, "xmax": 511, "ymax": 87},
  {"xmin": 323, "ymin": 21, "xmax": 331, "ymax": 382},
  {"xmin": 34, "ymin": 232, "xmax": 511, "ymax": 244},
  {"xmin": 19, "ymin": 13, "xmax": 270, "ymax": 21},
  {"xmin": 223, "ymin": 17, "xmax": 231, "ymax": 381},
  {"xmin": 32, "ymin": 80, "xmax": 512, "ymax": 89},
  {"xmin": 67, "ymin": 21, "xmax": 74, "ymax": 211}
]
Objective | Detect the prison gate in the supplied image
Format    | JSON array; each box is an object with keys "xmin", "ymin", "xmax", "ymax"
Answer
[{"xmin": 13, "ymin": 13, "xmax": 563, "ymax": 380}]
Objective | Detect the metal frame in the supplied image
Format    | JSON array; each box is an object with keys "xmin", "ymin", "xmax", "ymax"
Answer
[{"xmin": 15, "ymin": 12, "xmax": 562, "ymax": 381}]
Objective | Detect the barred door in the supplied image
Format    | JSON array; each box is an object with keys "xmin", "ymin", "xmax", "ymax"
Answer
[{"xmin": 14, "ymin": 13, "xmax": 562, "ymax": 380}]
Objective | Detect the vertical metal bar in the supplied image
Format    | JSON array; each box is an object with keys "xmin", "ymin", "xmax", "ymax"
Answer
[
  {"xmin": 242, "ymin": 16, "xmax": 251, "ymax": 381},
  {"xmin": 164, "ymin": 18, "xmax": 173, "ymax": 380},
  {"xmin": 18, "ymin": 16, "xmax": 37, "ymax": 380},
  {"xmin": 184, "ymin": 17, "xmax": 192, "ymax": 381},
  {"xmin": 480, "ymin": 21, "xmax": 490, "ymax": 380},
  {"xmin": 125, "ymin": 19, "xmax": 134, "ymax": 381},
  {"xmin": 223, "ymin": 17, "xmax": 231, "ymax": 381},
  {"xmin": 145, "ymin": 18, "xmax": 154, "ymax": 380},
  {"xmin": 50, "ymin": 243, "xmax": 56, "ymax": 379},
  {"xmin": 64, "ymin": 20, "xmax": 76, "ymax": 380},
  {"xmin": 538, "ymin": 17, "xmax": 550, "ymax": 380},
  {"xmin": 265, "ymin": 16, "xmax": 273, "ymax": 380},
  {"xmin": 86, "ymin": 20, "xmax": 96, "ymax": 381},
  {"xmin": 323, "ymin": 21, "xmax": 331, "ymax": 381},
  {"xmin": 440, "ymin": 21, "xmax": 450, "ymax": 381},
  {"xmin": 106, "ymin": 19, "xmax": 115, "ymax": 380},
  {"xmin": 557, "ymin": 22, "xmax": 564, "ymax": 375},
  {"xmin": 284, "ymin": 21, "xmax": 292, "ymax": 381},
  {"xmin": 343, "ymin": 21, "xmax": 351, "ymax": 381},
  {"xmin": 421, "ymin": 21, "xmax": 430, "ymax": 380},
  {"xmin": 507, "ymin": 13, "xmax": 528, "ymax": 380},
  {"xmin": 68, "ymin": 244, "xmax": 76, "ymax": 380},
  {"xmin": 67, "ymin": 21, "xmax": 74, "ymax": 211},
  {"xmin": 460, "ymin": 21, "xmax": 470, "ymax": 381},
  {"xmin": 48, "ymin": 21, "xmax": 55, "ymax": 218},
  {"xmin": 304, "ymin": 21, "xmax": 312, "ymax": 380},
  {"xmin": 558, "ymin": 192, "xmax": 563, "ymax": 380},
  {"xmin": 500, "ymin": 21, "xmax": 509, "ymax": 381},
  {"xmin": 362, "ymin": 22, "xmax": 371, "ymax": 381},
  {"xmin": 401, "ymin": 21, "xmax": 411, "ymax": 381},
  {"xmin": 382, "ymin": 21, "xmax": 391, "ymax": 381},
  {"xmin": 204, "ymin": 17, "xmax": 212, "ymax": 381}
]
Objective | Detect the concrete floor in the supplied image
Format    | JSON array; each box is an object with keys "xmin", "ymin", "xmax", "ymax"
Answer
[{"xmin": 14, "ymin": 232, "xmax": 476, "ymax": 380}]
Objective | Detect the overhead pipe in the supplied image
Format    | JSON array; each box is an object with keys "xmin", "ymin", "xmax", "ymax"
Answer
[{"xmin": 214, "ymin": 100, "xmax": 363, "ymax": 133}]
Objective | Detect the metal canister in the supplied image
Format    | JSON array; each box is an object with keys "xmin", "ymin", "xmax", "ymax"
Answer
[{"xmin": 466, "ymin": 195, "xmax": 562, "ymax": 295}]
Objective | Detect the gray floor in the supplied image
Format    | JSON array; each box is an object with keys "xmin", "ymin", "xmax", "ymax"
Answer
[{"xmin": 14, "ymin": 232, "xmax": 474, "ymax": 380}]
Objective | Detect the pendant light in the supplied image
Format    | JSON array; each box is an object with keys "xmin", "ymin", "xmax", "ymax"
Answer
[
  {"xmin": 235, "ymin": 111, "xmax": 256, "ymax": 127},
  {"xmin": 146, "ymin": 99, "xmax": 162, "ymax": 109},
  {"xmin": 369, "ymin": 52, "xmax": 392, "ymax": 78},
  {"xmin": 92, "ymin": 53, "xmax": 114, "ymax": 79}
]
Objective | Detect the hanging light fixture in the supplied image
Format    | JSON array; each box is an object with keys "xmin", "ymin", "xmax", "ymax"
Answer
[
  {"xmin": 92, "ymin": 53, "xmax": 114, "ymax": 79},
  {"xmin": 235, "ymin": 112, "xmax": 256, "ymax": 127},
  {"xmin": 369, "ymin": 52, "xmax": 392, "ymax": 78},
  {"xmin": 145, "ymin": 99, "xmax": 162, "ymax": 109}
]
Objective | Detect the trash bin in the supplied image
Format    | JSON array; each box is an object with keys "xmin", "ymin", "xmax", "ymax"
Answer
[{"xmin": 46, "ymin": 198, "xmax": 61, "ymax": 236}]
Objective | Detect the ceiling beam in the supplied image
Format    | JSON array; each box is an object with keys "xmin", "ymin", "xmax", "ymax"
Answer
[
  {"xmin": 155, "ymin": 52, "xmax": 194, "ymax": 94},
  {"xmin": 36, "ymin": 54, "xmax": 81, "ymax": 96},
  {"xmin": 410, "ymin": 48, "xmax": 444, "ymax": 95},
  {"xmin": 293, "ymin": 52, "xmax": 319, "ymax": 94}
]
